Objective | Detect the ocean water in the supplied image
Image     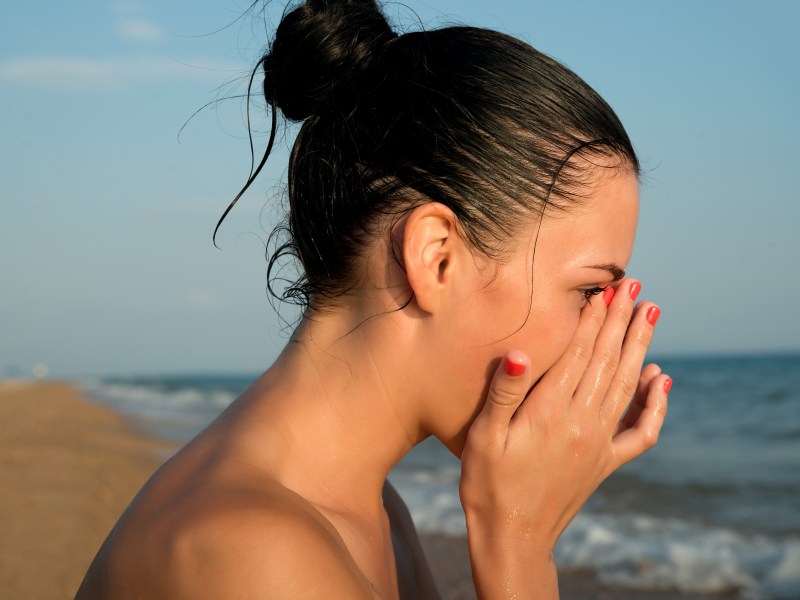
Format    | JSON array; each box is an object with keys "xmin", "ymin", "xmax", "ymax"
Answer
[{"xmin": 81, "ymin": 353, "xmax": 800, "ymax": 599}]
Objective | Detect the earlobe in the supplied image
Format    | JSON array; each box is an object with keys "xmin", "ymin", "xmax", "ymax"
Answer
[{"xmin": 402, "ymin": 203, "xmax": 459, "ymax": 314}]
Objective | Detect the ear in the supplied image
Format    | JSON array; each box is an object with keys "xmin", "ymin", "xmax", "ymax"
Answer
[{"xmin": 402, "ymin": 203, "xmax": 466, "ymax": 314}]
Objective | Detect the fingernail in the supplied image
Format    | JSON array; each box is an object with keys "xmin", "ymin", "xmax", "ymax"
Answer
[
  {"xmin": 646, "ymin": 305, "xmax": 661, "ymax": 326},
  {"xmin": 663, "ymin": 377, "xmax": 673, "ymax": 394},
  {"xmin": 504, "ymin": 357, "xmax": 526, "ymax": 377},
  {"xmin": 602, "ymin": 286, "xmax": 615, "ymax": 307},
  {"xmin": 629, "ymin": 281, "xmax": 641, "ymax": 301}
]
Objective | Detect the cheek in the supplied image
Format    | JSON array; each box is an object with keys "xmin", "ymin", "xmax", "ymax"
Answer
[
  {"xmin": 524, "ymin": 303, "xmax": 582, "ymax": 380},
  {"xmin": 472, "ymin": 277, "xmax": 583, "ymax": 381},
  {"xmin": 430, "ymin": 289, "xmax": 581, "ymax": 454}
]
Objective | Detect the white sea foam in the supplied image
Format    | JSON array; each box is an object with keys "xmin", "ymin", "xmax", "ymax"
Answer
[
  {"xmin": 390, "ymin": 470, "xmax": 800, "ymax": 599},
  {"xmin": 79, "ymin": 379, "xmax": 236, "ymax": 440},
  {"xmin": 391, "ymin": 470, "xmax": 466, "ymax": 535},
  {"xmin": 78, "ymin": 363, "xmax": 800, "ymax": 599}
]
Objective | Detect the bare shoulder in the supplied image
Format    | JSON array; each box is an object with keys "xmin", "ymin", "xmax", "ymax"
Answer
[
  {"xmin": 80, "ymin": 485, "xmax": 376, "ymax": 600},
  {"xmin": 168, "ymin": 493, "xmax": 375, "ymax": 599}
]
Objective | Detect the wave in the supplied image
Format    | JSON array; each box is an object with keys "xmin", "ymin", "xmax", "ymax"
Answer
[
  {"xmin": 79, "ymin": 378, "xmax": 237, "ymax": 441},
  {"xmin": 559, "ymin": 513, "xmax": 800, "ymax": 599},
  {"xmin": 389, "ymin": 470, "xmax": 800, "ymax": 599},
  {"xmin": 79, "ymin": 373, "xmax": 800, "ymax": 599}
]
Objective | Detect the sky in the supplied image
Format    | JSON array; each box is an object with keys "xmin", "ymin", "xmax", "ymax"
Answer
[{"xmin": 2, "ymin": 0, "xmax": 798, "ymax": 377}]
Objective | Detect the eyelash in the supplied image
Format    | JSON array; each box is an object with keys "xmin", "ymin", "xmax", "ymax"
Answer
[{"xmin": 581, "ymin": 286, "xmax": 607, "ymax": 301}]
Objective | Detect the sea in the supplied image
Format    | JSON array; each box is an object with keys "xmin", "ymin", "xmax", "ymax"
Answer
[{"xmin": 79, "ymin": 352, "xmax": 800, "ymax": 599}]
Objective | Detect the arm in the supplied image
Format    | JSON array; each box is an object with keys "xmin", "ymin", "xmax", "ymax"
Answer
[{"xmin": 460, "ymin": 280, "xmax": 670, "ymax": 599}]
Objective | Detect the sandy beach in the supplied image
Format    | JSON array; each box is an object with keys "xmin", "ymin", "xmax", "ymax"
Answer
[
  {"xmin": 0, "ymin": 381, "xmax": 174, "ymax": 599},
  {"xmin": 0, "ymin": 381, "xmax": 727, "ymax": 600}
]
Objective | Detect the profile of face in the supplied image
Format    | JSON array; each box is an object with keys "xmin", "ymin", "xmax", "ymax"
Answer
[
  {"xmin": 225, "ymin": 3, "xmax": 643, "ymax": 459},
  {"xmin": 415, "ymin": 164, "xmax": 640, "ymax": 455}
]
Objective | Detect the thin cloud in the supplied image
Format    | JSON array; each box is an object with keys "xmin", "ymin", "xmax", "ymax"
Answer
[
  {"xmin": 0, "ymin": 56, "xmax": 243, "ymax": 91},
  {"xmin": 118, "ymin": 18, "xmax": 164, "ymax": 42}
]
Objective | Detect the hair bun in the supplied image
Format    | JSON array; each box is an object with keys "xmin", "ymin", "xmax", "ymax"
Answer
[{"xmin": 262, "ymin": 0, "xmax": 395, "ymax": 121}]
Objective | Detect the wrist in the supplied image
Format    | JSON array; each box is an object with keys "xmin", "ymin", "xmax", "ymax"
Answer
[
  {"xmin": 463, "ymin": 504, "xmax": 557, "ymax": 556},
  {"xmin": 466, "ymin": 520, "xmax": 558, "ymax": 600}
]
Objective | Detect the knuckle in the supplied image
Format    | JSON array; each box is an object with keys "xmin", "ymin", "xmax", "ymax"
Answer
[
  {"xmin": 617, "ymin": 370, "xmax": 638, "ymax": 398},
  {"xmin": 568, "ymin": 424, "xmax": 589, "ymax": 446},
  {"xmin": 642, "ymin": 428, "xmax": 660, "ymax": 449},
  {"xmin": 571, "ymin": 340, "xmax": 592, "ymax": 363},
  {"xmin": 613, "ymin": 300, "xmax": 633, "ymax": 324},
  {"xmin": 587, "ymin": 306, "xmax": 604, "ymax": 326},
  {"xmin": 651, "ymin": 395, "xmax": 668, "ymax": 420},
  {"xmin": 569, "ymin": 422, "xmax": 599, "ymax": 451},
  {"xmin": 490, "ymin": 385, "xmax": 521, "ymax": 407},
  {"xmin": 598, "ymin": 345, "xmax": 620, "ymax": 373},
  {"xmin": 633, "ymin": 321, "xmax": 654, "ymax": 348}
]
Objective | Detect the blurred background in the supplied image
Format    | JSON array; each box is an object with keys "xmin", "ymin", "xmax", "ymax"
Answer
[
  {"xmin": 2, "ymin": 1, "xmax": 798, "ymax": 599},
  {"xmin": 3, "ymin": 0, "xmax": 799, "ymax": 377}
]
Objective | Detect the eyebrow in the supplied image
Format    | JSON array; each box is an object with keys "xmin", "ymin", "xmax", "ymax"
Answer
[{"xmin": 583, "ymin": 263, "xmax": 626, "ymax": 281}]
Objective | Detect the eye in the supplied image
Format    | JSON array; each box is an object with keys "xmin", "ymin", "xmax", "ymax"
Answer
[{"xmin": 580, "ymin": 286, "xmax": 607, "ymax": 302}]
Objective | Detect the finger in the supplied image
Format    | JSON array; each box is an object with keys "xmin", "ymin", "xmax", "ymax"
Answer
[
  {"xmin": 618, "ymin": 363, "xmax": 661, "ymax": 431},
  {"xmin": 475, "ymin": 350, "xmax": 533, "ymax": 436},
  {"xmin": 611, "ymin": 373, "xmax": 671, "ymax": 467},
  {"xmin": 600, "ymin": 302, "xmax": 661, "ymax": 427},
  {"xmin": 573, "ymin": 279, "xmax": 640, "ymax": 407},
  {"xmin": 541, "ymin": 290, "xmax": 607, "ymax": 396}
]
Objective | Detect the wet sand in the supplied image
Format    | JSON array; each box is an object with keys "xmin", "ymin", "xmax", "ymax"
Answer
[{"xmin": 0, "ymin": 380, "xmax": 726, "ymax": 599}]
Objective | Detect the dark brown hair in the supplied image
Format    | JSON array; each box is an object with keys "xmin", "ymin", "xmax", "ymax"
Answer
[{"xmin": 216, "ymin": 0, "xmax": 638, "ymax": 311}]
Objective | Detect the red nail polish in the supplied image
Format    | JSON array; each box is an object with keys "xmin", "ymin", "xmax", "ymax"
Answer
[
  {"xmin": 603, "ymin": 286, "xmax": 615, "ymax": 307},
  {"xmin": 646, "ymin": 305, "xmax": 661, "ymax": 326},
  {"xmin": 504, "ymin": 357, "xmax": 526, "ymax": 377},
  {"xmin": 663, "ymin": 378, "xmax": 673, "ymax": 394},
  {"xmin": 629, "ymin": 281, "xmax": 641, "ymax": 301}
]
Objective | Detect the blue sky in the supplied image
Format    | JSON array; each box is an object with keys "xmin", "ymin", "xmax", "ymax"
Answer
[{"xmin": 2, "ymin": 0, "xmax": 798, "ymax": 377}]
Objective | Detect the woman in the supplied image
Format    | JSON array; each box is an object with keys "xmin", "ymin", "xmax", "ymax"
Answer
[{"xmin": 77, "ymin": 1, "xmax": 669, "ymax": 598}]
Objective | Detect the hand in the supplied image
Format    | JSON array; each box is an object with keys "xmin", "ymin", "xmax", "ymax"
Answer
[{"xmin": 459, "ymin": 279, "xmax": 670, "ymax": 598}]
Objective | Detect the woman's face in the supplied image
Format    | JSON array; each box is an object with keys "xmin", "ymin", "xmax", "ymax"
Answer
[{"xmin": 429, "ymin": 165, "xmax": 640, "ymax": 454}]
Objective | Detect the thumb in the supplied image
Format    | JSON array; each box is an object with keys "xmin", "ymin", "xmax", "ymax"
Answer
[{"xmin": 477, "ymin": 350, "xmax": 532, "ymax": 433}]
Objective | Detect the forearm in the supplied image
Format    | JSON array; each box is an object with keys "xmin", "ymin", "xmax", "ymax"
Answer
[{"xmin": 466, "ymin": 523, "xmax": 559, "ymax": 600}]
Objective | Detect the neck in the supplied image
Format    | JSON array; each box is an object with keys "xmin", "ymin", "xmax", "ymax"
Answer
[{"xmin": 234, "ymin": 307, "xmax": 426, "ymax": 518}]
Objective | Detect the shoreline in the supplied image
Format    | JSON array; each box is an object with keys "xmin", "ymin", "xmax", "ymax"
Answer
[
  {"xmin": 0, "ymin": 380, "xmax": 731, "ymax": 599},
  {"xmin": 418, "ymin": 533, "xmax": 734, "ymax": 600},
  {"xmin": 0, "ymin": 380, "xmax": 176, "ymax": 599}
]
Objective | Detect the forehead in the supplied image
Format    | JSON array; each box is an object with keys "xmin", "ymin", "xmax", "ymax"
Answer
[{"xmin": 534, "ymin": 168, "xmax": 640, "ymax": 271}]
